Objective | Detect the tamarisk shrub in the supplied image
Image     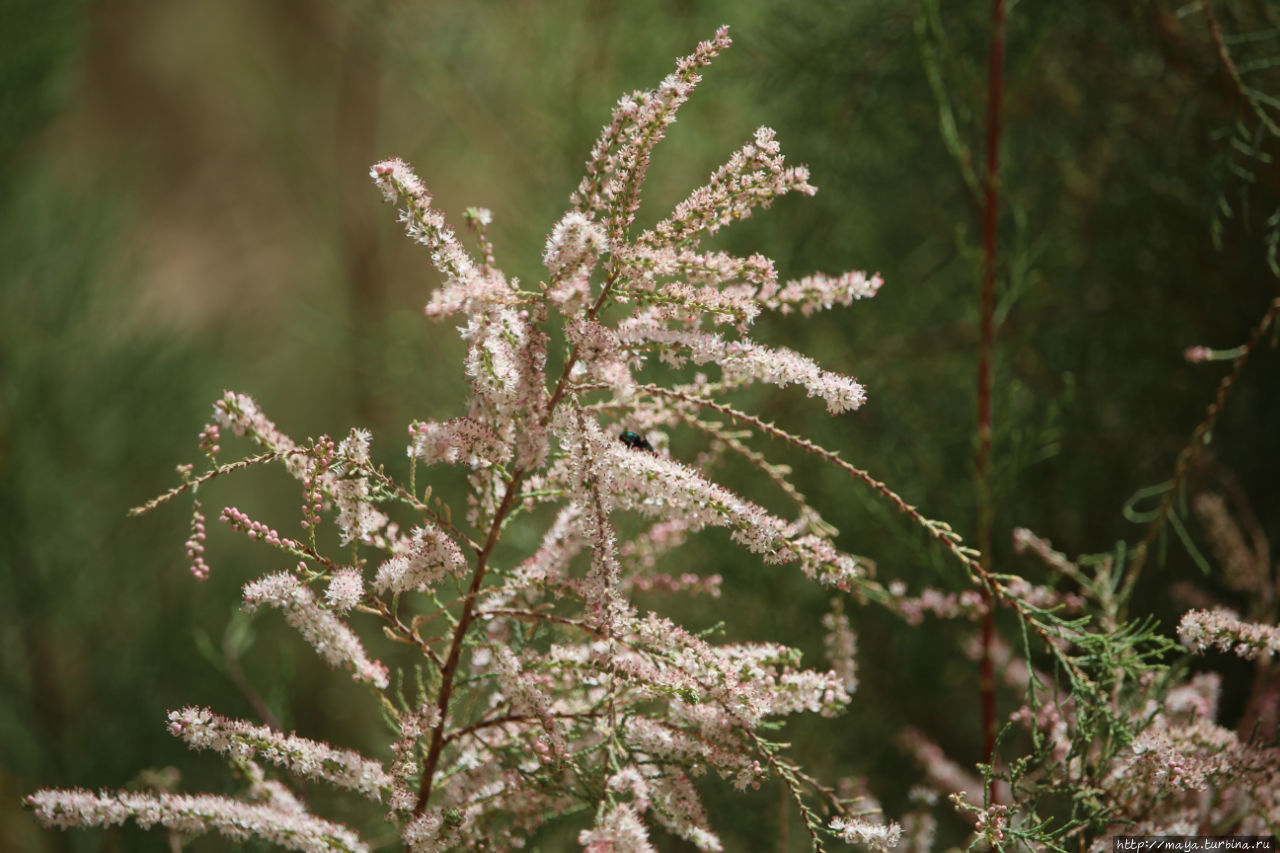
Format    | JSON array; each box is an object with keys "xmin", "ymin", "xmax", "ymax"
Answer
[{"xmin": 26, "ymin": 27, "xmax": 904, "ymax": 852}]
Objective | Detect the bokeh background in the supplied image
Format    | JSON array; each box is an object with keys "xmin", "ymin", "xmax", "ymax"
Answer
[{"xmin": 4, "ymin": 1, "xmax": 1279, "ymax": 850}]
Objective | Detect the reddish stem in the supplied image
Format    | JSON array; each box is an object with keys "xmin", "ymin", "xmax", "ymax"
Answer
[
  {"xmin": 977, "ymin": 0, "xmax": 1007, "ymax": 778},
  {"xmin": 413, "ymin": 472, "xmax": 525, "ymax": 814},
  {"xmin": 412, "ymin": 274, "xmax": 622, "ymax": 816}
]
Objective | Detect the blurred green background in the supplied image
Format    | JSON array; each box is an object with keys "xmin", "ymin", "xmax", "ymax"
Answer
[{"xmin": 4, "ymin": 1, "xmax": 1279, "ymax": 850}]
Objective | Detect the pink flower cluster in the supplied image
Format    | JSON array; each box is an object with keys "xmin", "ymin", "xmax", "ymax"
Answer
[
  {"xmin": 829, "ymin": 815, "xmax": 903, "ymax": 851},
  {"xmin": 243, "ymin": 572, "xmax": 389, "ymax": 689},
  {"xmin": 324, "ymin": 567, "xmax": 364, "ymax": 613},
  {"xmin": 1178, "ymin": 607, "xmax": 1280, "ymax": 660},
  {"xmin": 185, "ymin": 501, "xmax": 210, "ymax": 580},
  {"xmin": 625, "ymin": 570, "xmax": 722, "ymax": 597},
  {"xmin": 409, "ymin": 416, "xmax": 511, "ymax": 468},
  {"xmin": 167, "ymin": 706, "xmax": 390, "ymax": 797},
  {"xmin": 374, "ymin": 523, "xmax": 466, "ymax": 595},
  {"xmin": 571, "ymin": 27, "xmax": 734, "ymax": 243},
  {"xmin": 221, "ymin": 505, "xmax": 305, "ymax": 552},
  {"xmin": 642, "ymin": 126, "xmax": 816, "ymax": 248},
  {"xmin": 26, "ymin": 788, "xmax": 367, "ymax": 852},
  {"xmin": 822, "ymin": 601, "xmax": 859, "ymax": 692},
  {"xmin": 759, "ymin": 270, "xmax": 884, "ymax": 316},
  {"xmin": 371, "ymin": 157, "xmax": 477, "ymax": 289}
]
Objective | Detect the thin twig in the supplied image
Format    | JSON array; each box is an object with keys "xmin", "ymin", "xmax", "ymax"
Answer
[
  {"xmin": 638, "ymin": 384, "xmax": 987, "ymax": 579},
  {"xmin": 1201, "ymin": 0, "xmax": 1280, "ymax": 136},
  {"xmin": 1121, "ymin": 295, "xmax": 1280, "ymax": 611},
  {"xmin": 128, "ymin": 453, "xmax": 276, "ymax": 516},
  {"xmin": 370, "ymin": 598, "xmax": 444, "ymax": 669},
  {"xmin": 443, "ymin": 710, "xmax": 603, "ymax": 746}
]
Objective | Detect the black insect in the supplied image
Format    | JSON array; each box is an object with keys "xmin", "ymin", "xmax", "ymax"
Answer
[{"xmin": 618, "ymin": 430, "xmax": 655, "ymax": 453}]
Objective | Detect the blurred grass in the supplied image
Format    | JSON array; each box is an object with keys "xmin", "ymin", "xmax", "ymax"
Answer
[{"xmin": 3, "ymin": 1, "xmax": 1278, "ymax": 850}]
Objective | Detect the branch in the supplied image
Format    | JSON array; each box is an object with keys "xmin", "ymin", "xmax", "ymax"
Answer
[
  {"xmin": 1120, "ymin": 295, "xmax": 1280, "ymax": 610},
  {"xmin": 977, "ymin": 0, "xmax": 1008, "ymax": 780}
]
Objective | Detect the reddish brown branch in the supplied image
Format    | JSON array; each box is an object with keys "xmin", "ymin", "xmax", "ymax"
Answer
[
  {"xmin": 443, "ymin": 710, "xmax": 603, "ymax": 746},
  {"xmin": 977, "ymin": 0, "xmax": 1008, "ymax": 780},
  {"xmin": 412, "ymin": 470, "xmax": 526, "ymax": 814},
  {"xmin": 411, "ymin": 270, "xmax": 624, "ymax": 816}
]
